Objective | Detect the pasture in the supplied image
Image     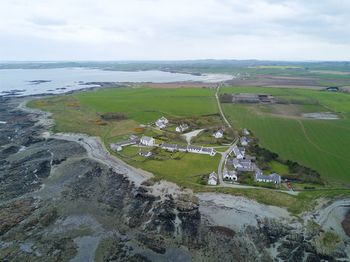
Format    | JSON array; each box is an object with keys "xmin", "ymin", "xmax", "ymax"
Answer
[
  {"xmin": 75, "ymin": 87, "xmax": 218, "ymax": 123},
  {"xmin": 221, "ymin": 86, "xmax": 350, "ymax": 184}
]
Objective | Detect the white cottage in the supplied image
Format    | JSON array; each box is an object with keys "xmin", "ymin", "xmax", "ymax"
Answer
[
  {"xmin": 213, "ymin": 130, "xmax": 224, "ymax": 139},
  {"xmin": 243, "ymin": 129, "xmax": 250, "ymax": 136},
  {"xmin": 140, "ymin": 136, "xmax": 155, "ymax": 146},
  {"xmin": 155, "ymin": 116, "xmax": 169, "ymax": 129},
  {"xmin": 176, "ymin": 123, "xmax": 189, "ymax": 133},
  {"xmin": 139, "ymin": 150, "xmax": 152, "ymax": 157},
  {"xmin": 208, "ymin": 172, "xmax": 218, "ymax": 185},
  {"xmin": 240, "ymin": 137, "xmax": 249, "ymax": 146}
]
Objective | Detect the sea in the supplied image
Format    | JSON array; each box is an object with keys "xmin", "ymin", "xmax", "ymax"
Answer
[{"xmin": 0, "ymin": 68, "xmax": 233, "ymax": 97}]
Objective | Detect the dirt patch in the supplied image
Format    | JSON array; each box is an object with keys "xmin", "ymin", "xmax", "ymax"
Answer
[
  {"xmin": 301, "ymin": 112, "xmax": 339, "ymax": 120},
  {"xmin": 226, "ymin": 75, "xmax": 322, "ymax": 88},
  {"xmin": 139, "ymin": 82, "xmax": 216, "ymax": 88}
]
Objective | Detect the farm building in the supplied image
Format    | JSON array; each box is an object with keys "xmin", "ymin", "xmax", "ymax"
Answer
[
  {"xmin": 232, "ymin": 93, "xmax": 276, "ymax": 103},
  {"xmin": 155, "ymin": 116, "xmax": 169, "ymax": 129},
  {"xmin": 140, "ymin": 136, "xmax": 155, "ymax": 146},
  {"xmin": 255, "ymin": 170, "xmax": 281, "ymax": 184},
  {"xmin": 213, "ymin": 129, "xmax": 224, "ymax": 139},
  {"xmin": 208, "ymin": 172, "xmax": 218, "ymax": 185},
  {"xmin": 176, "ymin": 123, "xmax": 189, "ymax": 133},
  {"xmin": 223, "ymin": 169, "xmax": 237, "ymax": 181}
]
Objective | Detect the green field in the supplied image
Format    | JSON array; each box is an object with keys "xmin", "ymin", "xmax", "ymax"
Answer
[
  {"xmin": 119, "ymin": 146, "xmax": 220, "ymax": 187},
  {"xmin": 75, "ymin": 87, "xmax": 217, "ymax": 123},
  {"xmin": 221, "ymin": 86, "xmax": 350, "ymax": 184},
  {"xmin": 29, "ymin": 87, "xmax": 218, "ymax": 141}
]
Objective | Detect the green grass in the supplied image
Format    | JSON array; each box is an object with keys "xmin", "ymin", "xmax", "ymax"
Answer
[
  {"xmin": 269, "ymin": 161, "xmax": 289, "ymax": 175},
  {"xmin": 221, "ymin": 86, "xmax": 350, "ymax": 184},
  {"xmin": 75, "ymin": 87, "xmax": 218, "ymax": 123},
  {"xmin": 118, "ymin": 146, "xmax": 220, "ymax": 187}
]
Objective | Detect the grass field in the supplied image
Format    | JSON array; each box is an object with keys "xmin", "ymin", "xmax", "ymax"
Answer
[
  {"xmin": 119, "ymin": 146, "xmax": 220, "ymax": 188},
  {"xmin": 75, "ymin": 87, "xmax": 217, "ymax": 123},
  {"xmin": 29, "ymin": 87, "xmax": 218, "ymax": 141},
  {"xmin": 221, "ymin": 86, "xmax": 350, "ymax": 184}
]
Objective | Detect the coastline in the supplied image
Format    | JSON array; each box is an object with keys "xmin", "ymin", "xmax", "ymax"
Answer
[{"xmin": 1, "ymin": 93, "xmax": 349, "ymax": 260}]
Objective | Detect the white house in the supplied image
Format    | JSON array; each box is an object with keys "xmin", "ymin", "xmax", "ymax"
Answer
[
  {"xmin": 223, "ymin": 169, "xmax": 237, "ymax": 181},
  {"xmin": 140, "ymin": 136, "xmax": 155, "ymax": 146},
  {"xmin": 243, "ymin": 129, "xmax": 250, "ymax": 136},
  {"xmin": 232, "ymin": 145, "xmax": 244, "ymax": 159},
  {"xmin": 139, "ymin": 150, "xmax": 152, "ymax": 157},
  {"xmin": 187, "ymin": 145, "xmax": 202, "ymax": 153},
  {"xmin": 176, "ymin": 123, "xmax": 189, "ymax": 133},
  {"xmin": 155, "ymin": 116, "xmax": 169, "ymax": 129},
  {"xmin": 208, "ymin": 172, "xmax": 218, "ymax": 185},
  {"xmin": 240, "ymin": 137, "xmax": 249, "ymax": 146},
  {"xmin": 213, "ymin": 130, "xmax": 224, "ymax": 139}
]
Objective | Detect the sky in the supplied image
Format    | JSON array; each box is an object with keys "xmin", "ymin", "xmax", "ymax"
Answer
[{"xmin": 0, "ymin": 0, "xmax": 350, "ymax": 61}]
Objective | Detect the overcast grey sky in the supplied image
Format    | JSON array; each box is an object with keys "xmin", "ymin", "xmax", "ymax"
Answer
[{"xmin": 1, "ymin": 0, "xmax": 350, "ymax": 61}]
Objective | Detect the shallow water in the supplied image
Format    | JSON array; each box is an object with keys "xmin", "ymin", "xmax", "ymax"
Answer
[{"xmin": 0, "ymin": 68, "xmax": 232, "ymax": 97}]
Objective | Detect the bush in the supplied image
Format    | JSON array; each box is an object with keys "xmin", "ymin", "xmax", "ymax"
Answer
[{"xmin": 100, "ymin": 112, "xmax": 127, "ymax": 121}]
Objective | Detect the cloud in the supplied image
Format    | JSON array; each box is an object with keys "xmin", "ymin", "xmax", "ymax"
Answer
[{"xmin": 0, "ymin": 0, "xmax": 349, "ymax": 60}]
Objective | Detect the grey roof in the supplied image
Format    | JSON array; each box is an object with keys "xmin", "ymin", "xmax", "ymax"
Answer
[
  {"xmin": 141, "ymin": 136, "xmax": 154, "ymax": 142},
  {"xmin": 232, "ymin": 145, "xmax": 243, "ymax": 156},
  {"xmin": 255, "ymin": 171, "xmax": 281, "ymax": 183},
  {"xmin": 240, "ymin": 137, "xmax": 248, "ymax": 143},
  {"xmin": 201, "ymin": 147, "xmax": 214, "ymax": 153},
  {"xmin": 177, "ymin": 145, "xmax": 188, "ymax": 151},
  {"xmin": 231, "ymin": 158, "xmax": 240, "ymax": 166},
  {"xmin": 161, "ymin": 143, "xmax": 177, "ymax": 149},
  {"xmin": 209, "ymin": 172, "xmax": 217, "ymax": 179},
  {"xmin": 187, "ymin": 145, "xmax": 202, "ymax": 151}
]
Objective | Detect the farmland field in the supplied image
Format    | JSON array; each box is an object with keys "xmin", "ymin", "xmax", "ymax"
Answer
[
  {"xmin": 220, "ymin": 86, "xmax": 350, "ymax": 184},
  {"xmin": 75, "ymin": 87, "xmax": 218, "ymax": 123}
]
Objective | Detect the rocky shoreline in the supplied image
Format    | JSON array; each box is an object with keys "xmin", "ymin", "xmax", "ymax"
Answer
[{"xmin": 1, "ymin": 96, "xmax": 350, "ymax": 261}]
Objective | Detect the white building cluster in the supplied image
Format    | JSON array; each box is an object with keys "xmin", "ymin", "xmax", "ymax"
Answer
[
  {"xmin": 225, "ymin": 129, "xmax": 281, "ymax": 184},
  {"xmin": 155, "ymin": 116, "xmax": 169, "ymax": 129}
]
